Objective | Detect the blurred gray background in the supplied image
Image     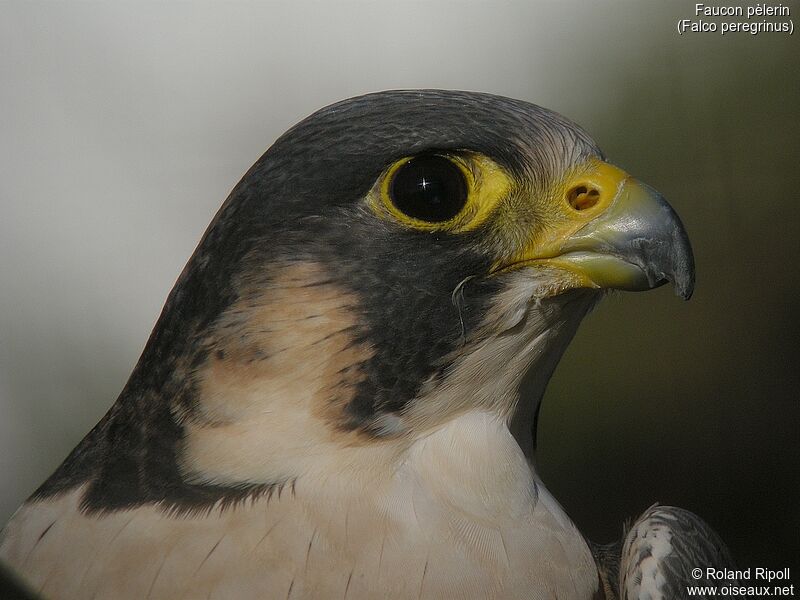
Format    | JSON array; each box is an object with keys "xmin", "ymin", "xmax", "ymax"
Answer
[{"xmin": 1, "ymin": 0, "xmax": 798, "ymax": 574}]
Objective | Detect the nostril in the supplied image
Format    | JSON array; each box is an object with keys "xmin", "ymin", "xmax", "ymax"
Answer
[{"xmin": 567, "ymin": 185, "xmax": 601, "ymax": 211}]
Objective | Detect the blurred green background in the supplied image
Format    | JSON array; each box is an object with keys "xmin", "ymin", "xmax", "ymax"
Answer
[
  {"xmin": 537, "ymin": 24, "xmax": 800, "ymax": 571},
  {"xmin": 1, "ymin": 0, "xmax": 798, "ymax": 578}
]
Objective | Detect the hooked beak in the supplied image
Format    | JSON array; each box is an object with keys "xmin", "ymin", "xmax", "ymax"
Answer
[{"xmin": 499, "ymin": 161, "xmax": 695, "ymax": 300}]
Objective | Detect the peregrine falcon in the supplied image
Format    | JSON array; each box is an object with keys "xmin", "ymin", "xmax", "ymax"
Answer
[{"xmin": 0, "ymin": 90, "xmax": 734, "ymax": 599}]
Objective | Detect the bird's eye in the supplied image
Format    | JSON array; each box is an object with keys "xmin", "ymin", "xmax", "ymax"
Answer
[
  {"xmin": 372, "ymin": 151, "xmax": 510, "ymax": 232},
  {"xmin": 389, "ymin": 155, "xmax": 468, "ymax": 223}
]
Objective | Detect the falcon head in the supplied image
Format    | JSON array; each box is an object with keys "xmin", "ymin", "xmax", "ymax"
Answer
[{"xmin": 43, "ymin": 90, "xmax": 694, "ymax": 509}]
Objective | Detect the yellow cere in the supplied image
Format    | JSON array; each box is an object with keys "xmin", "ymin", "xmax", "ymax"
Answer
[
  {"xmin": 372, "ymin": 152, "xmax": 513, "ymax": 232},
  {"xmin": 492, "ymin": 159, "xmax": 631, "ymax": 273}
]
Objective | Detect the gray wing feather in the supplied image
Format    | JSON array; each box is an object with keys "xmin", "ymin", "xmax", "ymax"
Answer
[{"xmin": 620, "ymin": 504, "xmax": 739, "ymax": 600}]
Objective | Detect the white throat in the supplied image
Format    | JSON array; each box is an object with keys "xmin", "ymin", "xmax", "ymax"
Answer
[{"xmin": 2, "ymin": 272, "xmax": 602, "ymax": 600}]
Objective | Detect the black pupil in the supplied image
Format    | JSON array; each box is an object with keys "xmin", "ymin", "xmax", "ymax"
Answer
[{"xmin": 390, "ymin": 155, "xmax": 468, "ymax": 223}]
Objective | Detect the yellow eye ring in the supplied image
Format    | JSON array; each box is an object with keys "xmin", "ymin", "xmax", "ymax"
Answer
[{"xmin": 372, "ymin": 152, "xmax": 513, "ymax": 233}]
